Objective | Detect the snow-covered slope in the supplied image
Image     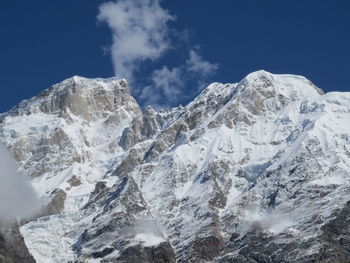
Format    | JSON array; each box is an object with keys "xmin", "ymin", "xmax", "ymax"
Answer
[{"xmin": 1, "ymin": 70, "xmax": 350, "ymax": 262}]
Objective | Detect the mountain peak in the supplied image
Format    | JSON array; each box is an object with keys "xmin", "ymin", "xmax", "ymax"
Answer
[
  {"xmin": 63, "ymin": 75, "xmax": 129, "ymax": 90},
  {"xmin": 7, "ymin": 76, "xmax": 139, "ymax": 121},
  {"xmin": 240, "ymin": 70, "xmax": 324, "ymax": 97}
]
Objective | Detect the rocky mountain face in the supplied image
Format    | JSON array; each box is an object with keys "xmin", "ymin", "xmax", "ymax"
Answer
[
  {"xmin": 1, "ymin": 71, "xmax": 350, "ymax": 262},
  {"xmin": 0, "ymin": 224, "xmax": 35, "ymax": 263}
]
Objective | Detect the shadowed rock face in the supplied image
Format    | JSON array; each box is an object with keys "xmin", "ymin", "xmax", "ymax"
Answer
[
  {"xmin": 0, "ymin": 224, "xmax": 35, "ymax": 263},
  {"xmin": 114, "ymin": 242, "xmax": 176, "ymax": 263},
  {"xmin": 216, "ymin": 201, "xmax": 350, "ymax": 263},
  {"xmin": 1, "ymin": 71, "xmax": 350, "ymax": 262}
]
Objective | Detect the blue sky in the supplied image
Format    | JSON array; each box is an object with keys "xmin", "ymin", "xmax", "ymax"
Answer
[{"xmin": 0, "ymin": 1, "xmax": 349, "ymax": 112}]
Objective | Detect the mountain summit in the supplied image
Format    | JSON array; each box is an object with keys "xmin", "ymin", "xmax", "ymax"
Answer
[{"xmin": 1, "ymin": 71, "xmax": 350, "ymax": 262}]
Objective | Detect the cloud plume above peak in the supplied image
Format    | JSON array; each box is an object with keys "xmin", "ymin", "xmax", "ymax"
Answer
[
  {"xmin": 140, "ymin": 49, "xmax": 218, "ymax": 108},
  {"xmin": 98, "ymin": 0, "xmax": 218, "ymax": 108},
  {"xmin": 98, "ymin": 0, "xmax": 174, "ymax": 82}
]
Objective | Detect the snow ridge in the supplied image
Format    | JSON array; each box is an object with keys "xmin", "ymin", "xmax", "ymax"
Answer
[{"xmin": 1, "ymin": 70, "xmax": 350, "ymax": 262}]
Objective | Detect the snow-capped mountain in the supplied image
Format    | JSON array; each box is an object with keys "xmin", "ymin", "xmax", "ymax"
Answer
[{"xmin": 1, "ymin": 70, "xmax": 350, "ymax": 262}]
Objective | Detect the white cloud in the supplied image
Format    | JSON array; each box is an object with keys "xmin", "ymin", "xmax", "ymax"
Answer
[
  {"xmin": 140, "ymin": 66, "xmax": 183, "ymax": 108},
  {"xmin": 187, "ymin": 50, "xmax": 219, "ymax": 77},
  {"xmin": 140, "ymin": 66, "xmax": 185, "ymax": 109},
  {"xmin": 98, "ymin": 0, "xmax": 218, "ymax": 108},
  {"xmin": 97, "ymin": 0, "xmax": 174, "ymax": 82},
  {"xmin": 0, "ymin": 144, "xmax": 41, "ymax": 221},
  {"xmin": 139, "ymin": 50, "xmax": 219, "ymax": 108},
  {"xmin": 152, "ymin": 66, "xmax": 183, "ymax": 98}
]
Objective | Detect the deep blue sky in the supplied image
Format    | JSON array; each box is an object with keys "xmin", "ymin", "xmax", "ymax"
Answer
[{"xmin": 0, "ymin": 1, "xmax": 349, "ymax": 112}]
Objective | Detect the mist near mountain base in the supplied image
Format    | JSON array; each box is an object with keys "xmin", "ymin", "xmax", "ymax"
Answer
[
  {"xmin": 0, "ymin": 143, "xmax": 41, "ymax": 222},
  {"xmin": 133, "ymin": 218, "xmax": 163, "ymax": 236}
]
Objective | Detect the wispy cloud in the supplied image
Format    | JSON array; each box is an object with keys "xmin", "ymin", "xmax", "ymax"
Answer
[
  {"xmin": 139, "ymin": 50, "xmax": 218, "ymax": 108},
  {"xmin": 98, "ymin": 0, "xmax": 218, "ymax": 108},
  {"xmin": 187, "ymin": 50, "xmax": 219, "ymax": 77},
  {"xmin": 97, "ymin": 0, "xmax": 174, "ymax": 82},
  {"xmin": 140, "ymin": 66, "xmax": 183, "ymax": 108}
]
